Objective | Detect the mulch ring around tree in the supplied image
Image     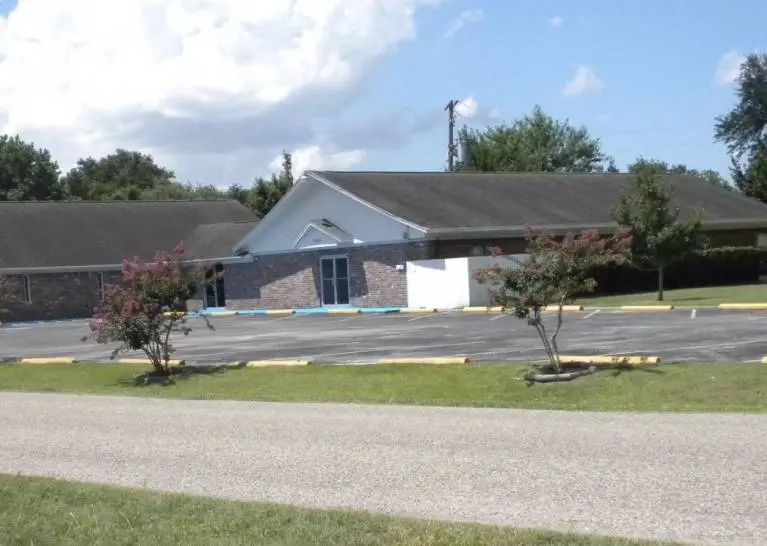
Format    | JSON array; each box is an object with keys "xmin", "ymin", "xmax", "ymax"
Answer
[
  {"xmin": 524, "ymin": 363, "xmax": 598, "ymax": 384},
  {"xmin": 131, "ymin": 363, "xmax": 232, "ymax": 386}
]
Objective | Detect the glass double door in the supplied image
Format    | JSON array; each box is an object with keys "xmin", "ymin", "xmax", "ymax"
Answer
[{"xmin": 320, "ymin": 256, "xmax": 350, "ymax": 305}]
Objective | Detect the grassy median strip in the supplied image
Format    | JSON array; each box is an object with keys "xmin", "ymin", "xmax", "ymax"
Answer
[
  {"xmin": 577, "ymin": 283, "xmax": 767, "ymax": 307},
  {"xmin": 0, "ymin": 361, "xmax": 765, "ymax": 412},
  {"xmin": 0, "ymin": 474, "xmax": 679, "ymax": 546}
]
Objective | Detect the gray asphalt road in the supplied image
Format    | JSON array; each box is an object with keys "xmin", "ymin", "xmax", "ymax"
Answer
[
  {"xmin": 0, "ymin": 393, "xmax": 764, "ymax": 545},
  {"xmin": 1, "ymin": 309, "xmax": 767, "ymax": 363}
]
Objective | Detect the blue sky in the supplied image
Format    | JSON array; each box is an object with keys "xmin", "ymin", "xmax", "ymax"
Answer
[
  {"xmin": 354, "ymin": 0, "xmax": 765, "ymax": 177},
  {"xmin": 0, "ymin": 0, "xmax": 763, "ymax": 184}
]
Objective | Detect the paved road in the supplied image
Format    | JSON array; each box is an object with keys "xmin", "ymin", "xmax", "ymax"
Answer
[
  {"xmin": 2, "ymin": 309, "xmax": 767, "ymax": 364},
  {"xmin": 0, "ymin": 393, "xmax": 764, "ymax": 545}
]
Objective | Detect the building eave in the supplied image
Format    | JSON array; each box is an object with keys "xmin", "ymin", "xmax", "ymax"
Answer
[
  {"xmin": 0, "ymin": 256, "xmax": 251, "ymax": 275},
  {"xmin": 425, "ymin": 218, "xmax": 767, "ymax": 240}
]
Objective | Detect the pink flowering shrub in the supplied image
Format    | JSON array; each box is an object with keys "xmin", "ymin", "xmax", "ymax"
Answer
[
  {"xmin": 84, "ymin": 242, "xmax": 213, "ymax": 375},
  {"xmin": 475, "ymin": 227, "xmax": 632, "ymax": 371}
]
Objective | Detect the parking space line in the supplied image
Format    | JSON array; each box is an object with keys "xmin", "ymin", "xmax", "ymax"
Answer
[
  {"xmin": 690, "ymin": 309, "xmax": 696, "ymax": 319},
  {"xmin": 407, "ymin": 315, "xmax": 431, "ymax": 322},
  {"xmin": 584, "ymin": 310, "xmax": 600, "ymax": 319}
]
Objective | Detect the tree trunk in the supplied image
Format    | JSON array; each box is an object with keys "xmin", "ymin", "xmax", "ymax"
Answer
[{"xmin": 657, "ymin": 265, "xmax": 665, "ymax": 302}]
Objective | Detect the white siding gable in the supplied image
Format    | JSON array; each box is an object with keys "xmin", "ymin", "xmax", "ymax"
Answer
[
  {"xmin": 239, "ymin": 176, "xmax": 426, "ymax": 254},
  {"xmin": 294, "ymin": 224, "xmax": 342, "ymax": 249}
]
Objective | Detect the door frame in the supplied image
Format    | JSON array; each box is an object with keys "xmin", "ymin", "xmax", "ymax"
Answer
[{"xmin": 319, "ymin": 254, "xmax": 350, "ymax": 306}]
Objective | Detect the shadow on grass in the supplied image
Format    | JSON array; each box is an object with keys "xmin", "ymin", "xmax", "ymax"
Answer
[
  {"xmin": 117, "ymin": 363, "xmax": 245, "ymax": 388},
  {"xmin": 606, "ymin": 364, "xmax": 666, "ymax": 378}
]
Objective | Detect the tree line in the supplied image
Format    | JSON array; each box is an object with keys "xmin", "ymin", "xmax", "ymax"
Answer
[
  {"xmin": 0, "ymin": 139, "xmax": 295, "ymax": 218},
  {"xmin": 1, "ymin": 53, "xmax": 764, "ymax": 217}
]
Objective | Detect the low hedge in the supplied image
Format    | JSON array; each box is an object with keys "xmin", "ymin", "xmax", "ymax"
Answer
[{"xmin": 588, "ymin": 246, "xmax": 767, "ymax": 295}]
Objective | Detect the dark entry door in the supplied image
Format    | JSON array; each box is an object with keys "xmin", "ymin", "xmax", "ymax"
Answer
[
  {"xmin": 320, "ymin": 256, "xmax": 350, "ymax": 305},
  {"xmin": 204, "ymin": 264, "xmax": 226, "ymax": 308}
]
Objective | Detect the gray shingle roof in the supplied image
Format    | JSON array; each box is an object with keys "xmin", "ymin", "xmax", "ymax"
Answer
[
  {"xmin": 310, "ymin": 171, "xmax": 767, "ymax": 230},
  {"xmin": 184, "ymin": 221, "xmax": 259, "ymax": 260},
  {"xmin": 0, "ymin": 200, "xmax": 256, "ymax": 268}
]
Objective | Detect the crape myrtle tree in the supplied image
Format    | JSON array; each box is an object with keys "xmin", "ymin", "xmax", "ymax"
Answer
[
  {"xmin": 475, "ymin": 227, "xmax": 632, "ymax": 374},
  {"xmin": 612, "ymin": 169, "xmax": 706, "ymax": 301},
  {"xmin": 84, "ymin": 243, "xmax": 213, "ymax": 376}
]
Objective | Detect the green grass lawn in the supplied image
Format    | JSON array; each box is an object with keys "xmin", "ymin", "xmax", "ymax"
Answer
[
  {"xmin": 0, "ymin": 361, "xmax": 765, "ymax": 412},
  {"xmin": 0, "ymin": 474, "xmax": 681, "ymax": 546},
  {"xmin": 577, "ymin": 283, "xmax": 767, "ymax": 307}
]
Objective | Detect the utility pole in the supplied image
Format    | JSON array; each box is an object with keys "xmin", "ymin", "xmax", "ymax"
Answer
[{"xmin": 445, "ymin": 99, "xmax": 459, "ymax": 171}]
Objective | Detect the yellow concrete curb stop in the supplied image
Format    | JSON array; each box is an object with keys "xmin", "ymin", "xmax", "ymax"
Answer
[
  {"xmin": 559, "ymin": 355, "xmax": 662, "ymax": 365},
  {"xmin": 19, "ymin": 357, "xmax": 77, "ymax": 364},
  {"xmin": 542, "ymin": 305, "xmax": 585, "ymax": 312},
  {"xmin": 462, "ymin": 306, "xmax": 504, "ymax": 312},
  {"xmin": 244, "ymin": 360, "xmax": 312, "ymax": 367},
  {"xmin": 162, "ymin": 311, "xmax": 188, "ymax": 318},
  {"xmin": 619, "ymin": 305, "xmax": 675, "ymax": 311},
  {"xmin": 718, "ymin": 303, "xmax": 767, "ymax": 310},
  {"xmin": 207, "ymin": 311, "xmax": 238, "ymax": 317},
  {"xmin": 760, "ymin": 356, "xmax": 767, "ymax": 364},
  {"xmin": 327, "ymin": 308, "xmax": 362, "ymax": 315},
  {"xmin": 265, "ymin": 309, "xmax": 296, "ymax": 315},
  {"xmin": 116, "ymin": 358, "xmax": 185, "ymax": 365},
  {"xmin": 376, "ymin": 357, "xmax": 470, "ymax": 365},
  {"xmin": 399, "ymin": 307, "xmax": 439, "ymax": 313}
]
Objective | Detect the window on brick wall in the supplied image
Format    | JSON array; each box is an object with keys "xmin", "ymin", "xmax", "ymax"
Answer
[
  {"xmin": 98, "ymin": 273, "xmax": 105, "ymax": 301},
  {"xmin": 22, "ymin": 275, "xmax": 31, "ymax": 304}
]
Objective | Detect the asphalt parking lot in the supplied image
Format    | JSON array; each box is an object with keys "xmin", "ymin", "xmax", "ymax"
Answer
[{"xmin": 1, "ymin": 308, "xmax": 767, "ymax": 364}]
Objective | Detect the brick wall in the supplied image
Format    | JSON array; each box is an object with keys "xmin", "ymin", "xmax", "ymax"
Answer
[
  {"xmin": 220, "ymin": 242, "xmax": 432, "ymax": 310},
  {"xmin": 1, "ymin": 271, "xmax": 121, "ymax": 322}
]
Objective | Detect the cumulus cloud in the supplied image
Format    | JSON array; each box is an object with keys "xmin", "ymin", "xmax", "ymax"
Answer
[
  {"xmin": 0, "ymin": 0, "xmax": 447, "ymax": 185},
  {"xmin": 270, "ymin": 146, "xmax": 365, "ymax": 175},
  {"xmin": 455, "ymin": 96, "xmax": 479, "ymax": 118},
  {"xmin": 547, "ymin": 16, "xmax": 563, "ymax": 28},
  {"xmin": 562, "ymin": 65, "xmax": 604, "ymax": 96},
  {"xmin": 715, "ymin": 50, "xmax": 746, "ymax": 85},
  {"xmin": 321, "ymin": 95, "xmax": 493, "ymax": 154},
  {"xmin": 444, "ymin": 8, "xmax": 484, "ymax": 39}
]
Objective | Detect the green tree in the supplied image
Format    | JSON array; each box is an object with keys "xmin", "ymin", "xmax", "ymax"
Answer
[
  {"xmin": 730, "ymin": 147, "xmax": 767, "ymax": 203},
  {"xmin": 457, "ymin": 106, "xmax": 612, "ymax": 173},
  {"xmin": 627, "ymin": 157, "xmax": 731, "ymax": 189},
  {"xmin": 612, "ymin": 170, "xmax": 706, "ymax": 301},
  {"xmin": 0, "ymin": 134, "xmax": 65, "ymax": 200},
  {"xmin": 62, "ymin": 149, "xmax": 177, "ymax": 200},
  {"xmin": 245, "ymin": 151, "xmax": 295, "ymax": 218},
  {"xmin": 714, "ymin": 53, "xmax": 767, "ymax": 201}
]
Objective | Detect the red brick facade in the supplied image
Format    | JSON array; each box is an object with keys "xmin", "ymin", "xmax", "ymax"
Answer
[
  {"xmin": 1, "ymin": 271, "xmax": 122, "ymax": 323},
  {"xmin": 1, "ymin": 227, "xmax": 764, "ymax": 321},
  {"xmin": 203, "ymin": 242, "xmax": 433, "ymax": 310}
]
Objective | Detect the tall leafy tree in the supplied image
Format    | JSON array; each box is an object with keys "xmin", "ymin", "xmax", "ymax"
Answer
[
  {"xmin": 246, "ymin": 151, "xmax": 295, "ymax": 218},
  {"xmin": 457, "ymin": 106, "xmax": 612, "ymax": 173},
  {"xmin": 714, "ymin": 53, "xmax": 767, "ymax": 201},
  {"xmin": 0, "ymin": 134, "xmax": 65, "ymax": 200},
  {"xmin": 627, "ymin": 157, "xmax": 731, "ymax": 189},
  {"xmin": 612, "ymin": 170, "xmax": 706, "ymax": 301},
  {"xmin": 62, "ymin": 149, "xmax": 177, "ymax": 200}
]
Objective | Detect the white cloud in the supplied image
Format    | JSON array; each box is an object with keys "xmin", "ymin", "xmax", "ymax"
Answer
[
  {"xmin": 547, "ymin": 16, "xmax": 563, "ymax": 28},
  {"xmin": 562, "ymin": 65, "xmax": 604, "ymax": 96},
  {"xmin": 0, "ymin": 0, "xmax": 447, "ymax": 185},
  {"xmin": 269, "ymin": 145, "xmax": 365, "ymax": 175},
  {"xmin": 455, "ymin": 96, "xmax": 479, "ymax": 119},
  {"xmin": 444, "ymin": 8, "xmax": 484, "ymax": 39},
  {"xmin": 715, "ymin": 50, "xmax": 746, "ymax": 85}
]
